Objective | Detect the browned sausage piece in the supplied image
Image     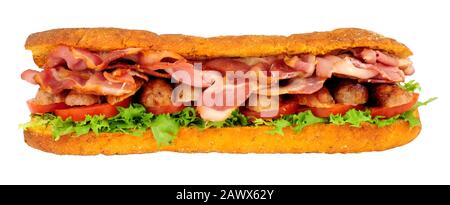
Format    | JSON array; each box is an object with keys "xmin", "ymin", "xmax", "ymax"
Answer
[
  {"xmin": 333, "ymin": 80, "xmax": 368, "ymax": 105},
  {"xmin": 65, "ymin": 90, "xmax": 101, "ymax": 106},
  {"xmin": 371, "ymin": 84, "xmax": 412, "ymax": 107},
  {"xmin": 139, "ymin": 78, "xmax": 174, "ymax": 107},
  {"xmin": 34, "ymin": 89, "xmax": 66, "ymax": 105},
  {"xmin": 297, "ymin": 87, "xmax": 335, "ymax": 108}
]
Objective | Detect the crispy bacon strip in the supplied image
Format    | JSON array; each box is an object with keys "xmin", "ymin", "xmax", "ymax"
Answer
[
  {"xmin": 22, "ymin": 67, "xmax": 147, "ymax": 96},
  {"xmin": 315, "ymin": 54, "xmax": 407, "ymax": 82}
]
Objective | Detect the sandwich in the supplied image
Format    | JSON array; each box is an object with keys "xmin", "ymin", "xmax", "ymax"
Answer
[{"xmin": 20, "ymin": 28, "xmax": 434, "ymax": 155}]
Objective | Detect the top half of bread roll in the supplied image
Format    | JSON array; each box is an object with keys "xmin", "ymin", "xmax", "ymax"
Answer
[{"xmin": 25, "ymin": 27, "xmax": 412, "ymax": 67}]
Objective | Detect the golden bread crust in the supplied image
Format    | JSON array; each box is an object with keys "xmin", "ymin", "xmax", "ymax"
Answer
[
  {"xmin": 25, "ymin": 28, "xmax": 412, "ymax": 67},
  {"xmin": 24, "ymin": 119, "xmax": 421, "ymax": 155}
]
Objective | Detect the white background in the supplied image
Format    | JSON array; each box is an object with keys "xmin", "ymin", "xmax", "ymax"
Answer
[{"xmin": 0, "ymin": 0, "xmax": 449, "ymax": 185}]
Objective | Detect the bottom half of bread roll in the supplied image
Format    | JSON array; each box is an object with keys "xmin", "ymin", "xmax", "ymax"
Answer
[{"xmin": 24, "ymin": 115, "xmax": 421, "ymax": 155}]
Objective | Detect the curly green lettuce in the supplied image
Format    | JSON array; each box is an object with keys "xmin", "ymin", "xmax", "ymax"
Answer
[
  {"xmin": 400, "ymin": 80, "xmax": 422, "ymax": 92},
  {"xmin": 259, "ymin": 111, "xmax": 327, "ymax": 135}
]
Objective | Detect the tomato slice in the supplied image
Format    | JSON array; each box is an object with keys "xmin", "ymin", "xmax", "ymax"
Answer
[
  {"xmin": 55, "ymin": 104, "xmax": 118, "ymax": 121},
  {"xmin": 307, "ymin": 104, "xmax": 362, "ymax": 118},
  {"xmin": 27, "ymin": 100, "xmax": 70, "ymax": 114},
  {"xmin": 113, "ymin": 97, "xmax": 132, "ymax": 108},
  {"xmin": 54, "ymin": 98, "xmax": 131, "ymax": 121},
  {"xmin": 370, "ymin": 93, "xmax": 419, "ymax": 118},
  {"xmin": 279, "ymin": 100, "xmax": 300, "ymax": 116},
  {"xmin": 241, "ymin": 98, "xmax": 299, "ymax": 119},
  {"xmin": 145, "ymin": 104, "xmax": 185, "ymax": 115}
]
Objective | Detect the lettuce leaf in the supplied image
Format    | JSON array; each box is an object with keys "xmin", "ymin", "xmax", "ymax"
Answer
[
  {"xmin": 204, "ymin": 110, "xmax": 249, "ymax": 128},
  {"xmin": 50, "ymin": 117, "xmax": 76, "ymax": 141},
  {"xmin": 329, "ymin": 109, "xmax": 372, "ymax": 128},
  {"xmin": 19, "ymin": 113, "xmax": 55, "ymax": 130},
  {"xmin": 398, "ymin": 97, "xmax": 437, "ymax": 127},
  {"xmin": 266, "ymin": 119, "xmax": 291, "ymax": 135},
  {"xmin": 400, "ymin": 80, "xmax": 422, "ymax": 92},
  {"xmin": 171, "ymin": 107, "xmax": 203, "ymax": 127},
  {"xmin": 261, "ymin": 110, "xmax": 326, "ymax": 135},
  {"xmin": 330, "ymin": 109, "xmax": 399, "ymax": 128},
  {"xmin": 372, "ymin": 116, "xmax": 399, "ymax": 127},
  {"xmin": 253, "ymin": 118, "xmax": 272, "ymax": 126},
  {"xmin": 150, "ymin": 114, "xmax": 179, "ymax": 146},
  {"xmin": 284, "ymin": 110, "xmax": 327, "ymax": 132}
]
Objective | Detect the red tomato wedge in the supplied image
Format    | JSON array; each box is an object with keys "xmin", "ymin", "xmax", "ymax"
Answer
[
  {"xmin": 54, "ymin": 98, "xmax": 131, "ymax": 121},
  {"xmin": 303, "ymin": 104, "xmax": 363, "ymax": 118},
  {"xmin": 241, "ymin": 99, "xmax": 299, "ymax": 119},
  {"xmin": 112, "ymin": 97, "xmax": 132, "ymax": 108},
  {"xmin": 278, "ymin": 100, "xmax": 300, "ymax": 116},
  {"xmin": 55, "ymin": 104, "xmax": 118, "ymax": 121},
  {"xmin": 27, "ymin": 100, "xmax": 70, "ymax": 114},
  {"xmin": 370, "ymin": 93, "xmax": 419, "ymax": 118},
  {"xmin": 145, "ymin": 104, "xmax": 185, "ymax": 115}
]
